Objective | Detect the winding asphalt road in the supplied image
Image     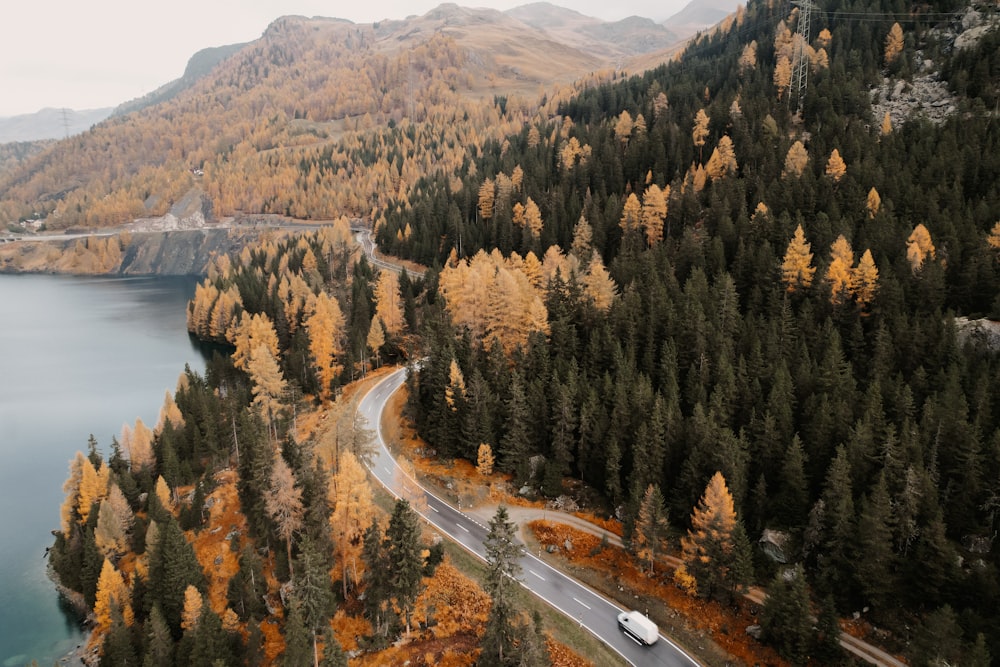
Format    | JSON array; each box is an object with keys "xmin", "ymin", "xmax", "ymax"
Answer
[{"xmin": 357, "ymin": 367, "xmax": 701, "ymax": 667}]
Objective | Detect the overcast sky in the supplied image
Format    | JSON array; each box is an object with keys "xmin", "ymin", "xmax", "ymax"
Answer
[{"xmin": 0, "ymin": 0, "xmax": 693, "ymax": 117}]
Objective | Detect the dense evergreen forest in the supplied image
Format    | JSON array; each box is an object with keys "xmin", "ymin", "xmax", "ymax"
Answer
[
  {"xmin": 378, "ymin": 0, "xmax": 1000, "ymax": 663},
  {"xmin": 45, "ymin": 0, "xmax": 1000, "ymax": 664}
]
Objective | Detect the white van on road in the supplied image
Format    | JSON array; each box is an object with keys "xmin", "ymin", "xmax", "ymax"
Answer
[{"xmin": 617, "ymin": 610, "xmax": 659, "ymax": 646}]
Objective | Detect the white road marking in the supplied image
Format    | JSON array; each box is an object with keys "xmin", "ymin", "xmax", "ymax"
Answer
[
  {"xmin": 429, "ymin": 505, "xmax": 439, "ymax": 513},
  {"xmin": 457, "ymin": 523, "xmax": 470, "ymax": 532},
  {"xmin": 573, "ymin": 597, "xmax": 591, "ymax": 610},
  {"xmin": 529, "ymin": 570, "xmax": 545, "ymax": 581}
]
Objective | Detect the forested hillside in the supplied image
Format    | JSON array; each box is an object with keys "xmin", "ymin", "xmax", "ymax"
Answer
[
  {"xmin": 0, "ymin": 6, "xmax": 638, "ymax": 232},
  {"xmin": 381, "ymin": 0, "xmax": 1000, "ymax": 663}
]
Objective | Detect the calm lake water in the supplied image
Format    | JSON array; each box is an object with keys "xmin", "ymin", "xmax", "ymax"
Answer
[{"xmin": 0, "ymin": 275, "xmax": 208, "ymax": 667}]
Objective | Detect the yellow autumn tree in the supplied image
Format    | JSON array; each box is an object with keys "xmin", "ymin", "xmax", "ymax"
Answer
[
  {"xmin": 476, "ymin": 443, "xmax": 495, "ymax": 476},
  {"xmin": 867, "ymin": 187, "xmax": 882, "ymax": 217},
  {"xmin": 614, "ymin": 110, "xmax": 633, "ymax": 144},
  {"xmin": 692, "ymin": 108, "xmax": 710, "ymax": 160},
  {"xmin": 329, "ymin": 451, "xmax": 374, "ymax": 597},
  {"xmin": 521, "ymin": 198, "xmax": 543, "ymax": 238},
  {"xmin": 853, "ymin": 249, "xmax": 879, "ymax": 310},
  {"xmin": 782, "ymin": 224, "xmax": 817, "ymax": 292},
  {"xmin": 247, "ymin": 344, "xmax": 287, "ymax": 436},
  {"xmin": 619, "ymin": 193, "xmax": 642, "ymax": 234},
  {"xmin": 907, "ymin": 224, "xmax": 936, "ymax": 272},
  {"xmin": 825, "ymin": 149, "xmax": 847, "ymax": 182},
  {"xmin": 675, "ymin": 472, "xmax": 747, "ymax": 600},
  {"xmin": 582, "ymin": 252, "xmax": 618, "ymax": 312},
  {"xmin": 570, "ymin": 214, "xmax": 593, "ymax": 260},
  {"xmin": 826, "ymin": 235, "xmax": 856, "ymax": 304},
  {"xmin": 266, "ymin": 455, "xmax": 304, "ymax": 577},
  {"xmin": 987, "ymin": 221, "xmax": 1000, "ymax": 251},
  {"xmin": 94, "ymin": 558, "xmax": 132, "ymax": 634},
  {"xmin": 374, "ymin": 270, "xmax": 404, "ymax": 337},
  {"xmin": 77, "ymin": 456, "xmax": 108, "ymax": 525},
  {"xmin": 885, "ymin": 22, "xmax": 904, "ymax": 66},
  {"xmin": 155, "ymin": 475, "xmax": 174, "ymax": 514},
  {"xmin": 782, "ymin": 141, "xmax": 809, "ymax": 178},
  {"xmin": 155, "ymin": 390, "xmax": 185, "ymax": 433},
  {"xmin": 181, "ymin": 585, "xmax": 203, "ymax": 632},
  {"xmin": 60, "ymin": 452, "xmax": 87, "ymax": 534},
  {"xmin": 774, "ymin": 56, "xmax": 792, "ymax": 100},
  {"xmin": 445, "ymin": 359, "xmax": 466, "ymax": 409},
  {"xmin": 478, "ymin": 178, "xmax": 495, "ymax": 221},
  {"xmin": 705, "ymin": 135, "xmax": 737, "ymax": 180},
  {"xmin": 367, "ymin": 314, "xmax": 385, "ymax": 369},
  {"xmin": 881, "ymin": 112, "xmax": 893, "ymax": 136},
  {"xmin": 305, "ymin": 291, "xmax": 344, "ymax": 402},
  {"xmin": 640, "ymin": 184, "xmax": 668, "ymax": 245},
  {"xmin": 229, "ymin": 312, "xmax": 280, "ymax": 372}
]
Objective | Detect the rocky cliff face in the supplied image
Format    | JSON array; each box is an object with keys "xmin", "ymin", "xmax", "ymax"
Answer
[{"xmin": 0, "ymin": 228, "xmax": 262, "ymax": 276}]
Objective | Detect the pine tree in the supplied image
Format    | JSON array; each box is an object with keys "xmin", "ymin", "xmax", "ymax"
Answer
[
  {"xmin": 855, "ymin": 474, "xmax": 896, "ymax": 614},
  {"xmin": 634, "ymin": 484, "xmax": 669, "ymax": 575},
  {"xmin": 294, "ymin": 536, "xmax": 334, "ymax": 635},
  {"xmin": 386, "ymin": 499, "xmax": 423, "ymax": 636},
  {"xmin": 320, "ymin": 624, "xmax": 348, "ymax": 667},
  {"xmin": 147, "ymin": 517, "xmax": 204, "ymax": 634},
  {"xmin": 281, "ymin": 599, "xmax": 313, "ymax": 667},
  {"xmin": 142, "ymin": 605, "xmax": 174, "ymax": 667},
  {"xmin": 481, "ymin": 506, "xmax": 522, "ymax": 666},
  {"xmin": 761, "ymin": 565, "xmax": 813, "ymax": 664}
]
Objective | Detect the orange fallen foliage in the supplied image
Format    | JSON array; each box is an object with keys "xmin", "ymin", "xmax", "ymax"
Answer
[
  {"xmin": 571, "ymin": 511, "xmax": 622, "ymax": 537},
  {"xmin": 547, "ymin": 635, "xmax": 594, "ymax": 667},
  {"xmin": 528, "ymin": 520, "xmax": 789, "ymax": 667},
  {"xmin": 413, "ymin": 558, "xmax": 490, "ymax": 640},
  {"xmin": 188, "ymin": 470, "xmax": 244, "ymax": 615},
  {"xmin": 330, "ymin": 609, "xmax": 371, "ymax": 653}
]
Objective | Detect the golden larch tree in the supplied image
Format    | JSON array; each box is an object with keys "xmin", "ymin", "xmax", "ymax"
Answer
[
  {"xmin": 881, "ymin": 112, "xmax": 893, "ymax": 136},
  {"xmin": 60, "ymin": 452, "xmax": 87, "ymax": 534},
  {"xmin": 885, "ymin": 22, "xmax": 904, "ymax": 66},
  {"xmin": 619, "ymin": 193, "xmax": 642, "ymax": 234},
  {"xmin": 329, "ymin": 451, "xmax": 374, "ymax": 597},
  {"xmin": 817, "ymin": 28, "xmax": 832, "ymax": 48},
  {"xmin": 266, "ymin": 455, "xmax": 304, "ymax": 577},
  {"xmin": 154, "ymin": 475, "xmax": 174, "ymax": 514},
  {"xmin": 640, "ymin": 184, "xmax": 668, "ymax": 245},
  {"xmin": 77, "ymin": 456, "xmax": 108, "ymax": 525},
  {"xmin": 774, "ymin": 56, "xmax": 793, "ymax": 100},
  {"xmin": 522, "ymin": 197, "xmax": 543, "ymax": 238},
  {"xmin": 570, "ymin": 214, "xmax": 593, "ymax": 260},
  {"xmin": 229, "ymin": 312, "xmax": 280, "ymax": 372},
  {"xmin": 615, "ymin": 110, "xmax": 634, "ymax": 144},
  {"xmin": 477, "ymin": 443, "xmax": 495, "ymax": 476},
  {"xmin": 653, "ymin": 92, "xmax": 669, "ymax": 119},
  {"xmin": 305, "ymin": 291, "xmax": 345, "ymax": 402},
  {"xmin": 782, "ymin": 141, "xmax": 809, "ymax": 178},
  {"xmin": 374, "ymin": 270, "xmax": 404, "ymax": 337},
  {"xmin": 781, "ymin": 224, "xmax": 817, "ymax": 292},
  {"xmin": 94, "ymin": 558, "xmax": 132, "ymax": 634},
  {"xmin": 675, "ymin": 472, "xmax": 741, "ymax": 600},
  {"xmin": 446, "ymin": 359, "xmax": 466, "ymax": 409},
  {"xmin": 367, "ymin": 314, "xmax": 385, "ymax": 369},
  {"xmin": 583, "ymin": 252, "xmax": 619, "ymax": 312},
  {"xmin": 826, "ymin": 235, "xmax": 857, "ymax": 304},
  {"xmin": 987, "ymin": 221, "xmax": 1000, "ymax": 251},
  {"xmin": 867, "ymin": 187, "xmax": 882, "ymax": 217},
  {"xmin": 705, "ymin": 135, "xmax": 738, "ymax": 180},
  {"xmin": 181, "ymin": 585, "xmax": 203, "ymax": 633},
  {"xmin": 478, "ymin": 178, "xmax": 495, "ymax": 221},
  {"xmin": 247, "ymin": 344, "xmax": 288, "ymax": 433},
  {"xmin": 907, "ymin": 224, "xmax": 936, "ymax": 272},
  {"xmin": 825, "ymin": 149, "xmax": 847, "ymax": 182},
  {"xmin": 853, "ymin": 249, "xmax": 879, "ymax": 310},
  {"xmin": 95, "ymin": 497, "xmax": 128, "ymax": 561},
  {"xmin": 692, "ymin": 108, "xmax": 710, "ymax": 160},
  {"xmin": 155, "ymin": 390, "xmax": 185, "ymax": 433}
]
